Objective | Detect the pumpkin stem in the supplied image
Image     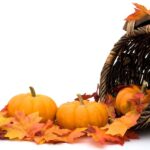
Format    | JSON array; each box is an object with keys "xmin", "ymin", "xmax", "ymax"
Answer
[
  {"xmin": 77, "ymin": 94, "xmax": 84, "ymax": 105},
  {"xmin": 141, "ymin": 80, "xmax": 148, "ymax": 94},
  {"xmin": 29, "ymin": 86, "xmax": 36, "ymax": 97}
]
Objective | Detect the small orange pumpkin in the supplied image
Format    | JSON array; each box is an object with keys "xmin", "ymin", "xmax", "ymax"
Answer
[
  {"xmin": 115, "ymin": 82, "xmax": 150, "ymax": 114},
  {"xmin": 115, "ymin": 85, "xmax": 140, "ymax": 114},
  {"xmin": 56, "ymin": 94, "xmax": 108, "ymax": 129},
  {"xmin": 7, "ymin": 87, "xmax": 57, "ymax": 121}
]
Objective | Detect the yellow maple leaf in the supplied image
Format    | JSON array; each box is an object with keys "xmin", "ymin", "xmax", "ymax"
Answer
[{"xmin": 0, "ymin": 113, "xmax": 12, "ymax": 127}]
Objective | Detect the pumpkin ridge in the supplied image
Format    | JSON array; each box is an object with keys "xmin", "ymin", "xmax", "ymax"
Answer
[
  {"xmin": 85, "ymin": 103, "xmax": 90, "ymax": 127},
  {"xmin": 93, "ymin": 103, "xmax": 103, "ymax": 126},
  {"xmin": 74, "ymin": 104, "xmax": 88, "ymax": 128},
  {"xmin": 41, "ymin": 98, "xmax": 49, "ymax": 120},
  {"xmin": 85, "ymin": 104, "xmax": 91, "ymax": 126},
  {"xmin": 73, "ymin": 102, "xmax": 79, "ymax": 129}
]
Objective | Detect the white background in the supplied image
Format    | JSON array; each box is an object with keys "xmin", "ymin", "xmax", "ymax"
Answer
[{"xmin": 0, "ymin": 0, "xmax": 150, "ymax": 149}]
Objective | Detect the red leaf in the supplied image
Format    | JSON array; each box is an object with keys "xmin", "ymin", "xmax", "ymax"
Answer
[
  {"xmin": 75, "ymin": 85, "xmax": 100, "ymax": 101},
  {"xmin": 128, "ymin": 93, "xmax": 148, "ymax": 113},
  {"xmin": 124, "ymin": 131, "xmax": 139, "ymax": 141}
]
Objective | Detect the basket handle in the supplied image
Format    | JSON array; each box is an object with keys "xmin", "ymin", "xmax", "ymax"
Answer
[
  {"xmin": 99, "ymin": 35, "xmax": 126, "ymax": 102},
  {"xmin": 123, "ymin": 14, "xmax": 150, "ymax": 36}
]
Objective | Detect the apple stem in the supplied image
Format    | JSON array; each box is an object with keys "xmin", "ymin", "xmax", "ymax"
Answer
[{"xmin": 29, "ymin": 86, "xmax": 36, "ymax": 97}]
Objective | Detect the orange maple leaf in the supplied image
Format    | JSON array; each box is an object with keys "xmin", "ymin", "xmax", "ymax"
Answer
[
  {"xmin": 34, "ymin": 122, "xmax": 86, "ymax": 144},
  {"xmin": 126, "ymin": 3, "xmax": 150, "ymax": 21},
  {"xmin": 106, "ymin": 111, "xmax": 140, "ymax": 136},
  {"xmin": 105, "ymin": 94, "xmax": 116, "ymax": 119},
  {"xmin": 3, "ymin": 112, "xmax": 45, "ymax": 140},
  {"xmin": 43, "ymin": 125, "xmax": 71, "ymax": 143},
  {"xmin": 87, "ymin": 126, "xmax": 139, "ymax": 145},
  {"xmin": 67, "ymin": 128, "xmax": 87, "ymax": 143},
  {"xmin": 87, "ymin": 126, "xmax": 125, "ymax": 145},
  {"xmin": 33, "ymin": 120, "xmax": 54, "ymax": 144}
]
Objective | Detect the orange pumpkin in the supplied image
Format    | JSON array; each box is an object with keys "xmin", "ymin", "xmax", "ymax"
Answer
[
  {"xmin": 7, "ymin": 87, "xmax": 57, "ymax": 121},
  {"xmin": 115, "ymin": 85, "xmax": 140, "ymax": 114},
  {"xmin": 56, "ymin": 94, "xmax": 108, "ymax": 129},
  {"xmin": 116, "ymin": 82, "xmax": 150, "ymax": 114}
]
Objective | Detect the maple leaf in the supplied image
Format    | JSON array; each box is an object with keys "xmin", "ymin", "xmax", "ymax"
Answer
[
  {"xmin": 128, "ymin": 93, "xmax": 148, "ymax": 113},
  {"xmin": 123, "ymin": 131, "xmax": 139, "ymax": 141},
  {"xmin": 106, "ymin": 111, "xmax": 140, "ymax": 136},
  {"xmin": 34, "ymin": 122, "xmax": 86, "ymax": 144},
  {"xmin": 0, "ymin": 113, "xmax": 12, "ymax": 127},
  {"xmin": 0, "ymin": 111, "xmax": 13, "ymax": 139},
  {"xmin": 67, "ymin": 128, "xmax": 87, "ymax": 143},
  {"xmin": 105, "ymin": 94, "xmax": 116, "ymax": 119},
  {"xmin": 126, "ymin": 3, "xmax": 150, "ymax": 21},
  {"xmin": 87, "ymin": 126, "xmax": 139, "ymax": 145},
  {"xmin": 33, "ymin": 120, "xmax": 54, "ymax": 144},
  {"xmin": 0, "ymin": 105, "xmax": 8, "ymax": 114},
  {"xmin": 75, "ymin": 84, "xmax": 100, "ymax": 101},
  {"xmin": 44, "ymin": 125, "xmax": 71, "ymax": 143},
  {"xmin": 3, "ymin": 112, "xmax": 44, "ymax": 140},
  {"xmin": 0, "ymin": 130, "xmax": 7, "ymax": 139},
  {"xmin": 87, "ymin": 126, "xmax": 125, "ymax": 145},
  {"xmin": 74, "ymin": 93, "xmax": 91, "ymax": 101}
]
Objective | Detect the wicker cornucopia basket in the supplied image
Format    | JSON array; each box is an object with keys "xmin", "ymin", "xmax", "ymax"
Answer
[{"xmin": 99, "ymin": 15, "xmax": 150, "ymax": 130}]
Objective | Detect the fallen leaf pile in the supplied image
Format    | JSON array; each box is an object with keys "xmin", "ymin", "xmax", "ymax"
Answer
[
  {"xmin": 0, "ymin": 111, "xmax": 87, "ymax": 144},
  {"xmin": 0, "ymin": 88, "xmax": 147, "ymax": 146},
  {"xmin": 0, "ymin": 110, "xmax": 140, "ymax": 145}
]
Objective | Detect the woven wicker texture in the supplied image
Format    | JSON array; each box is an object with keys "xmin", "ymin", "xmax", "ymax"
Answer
[{"xmin": 99, "ymin": 18, "xmax": 150, "ymax": 129}]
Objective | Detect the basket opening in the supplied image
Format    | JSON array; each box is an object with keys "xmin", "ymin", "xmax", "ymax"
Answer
[{"xmin": 106, "ymin": 34, "xmax": 150, "ymax": 96}]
